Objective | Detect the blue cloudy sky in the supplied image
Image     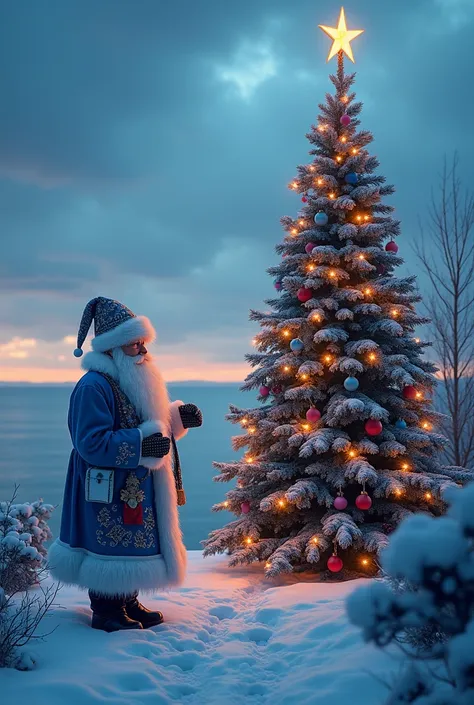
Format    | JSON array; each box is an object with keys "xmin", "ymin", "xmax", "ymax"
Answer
[{"xmin": 0, "ymin": 0, "xmax": 473, "ymax": 382}]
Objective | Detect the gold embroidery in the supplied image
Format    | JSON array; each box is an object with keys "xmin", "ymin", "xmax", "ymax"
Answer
[
  {"xmin": 134, "ymin": 530, "xmax": 147, "ymax": 549},
  {"xmin": 95, "ymin": 504, "xmax": 157, "ymax": 550},
  {"xmin": 143, "ymin": 507, "xmax": 155, "ymax": 533},
  {"xmin": 97, "ymin": 507, "xmax": 111, "ymax": 527},
  {"xmin": 116, "ymin": 441, "xmax": 136, "ymax": 466},
  {"xmin": 120, "ymin": 472, "xmax": 146, "ymax": 508}
]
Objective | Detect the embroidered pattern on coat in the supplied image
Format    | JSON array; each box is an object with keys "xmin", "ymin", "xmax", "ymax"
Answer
[
  {"xmin": 116, "ymin": 441, "xmax": 136, "ymax": 466},
  {"xmin": 95, "ymin": 504, "xmax": 157, "ymax": 550}
]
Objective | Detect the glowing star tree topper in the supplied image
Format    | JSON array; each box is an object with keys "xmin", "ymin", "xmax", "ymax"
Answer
[{"xmin": 319, "ymin": 6, "xmax": 364, "ymax": 63}]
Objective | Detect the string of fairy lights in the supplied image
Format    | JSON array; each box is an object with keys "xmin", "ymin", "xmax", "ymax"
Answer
[{"xmin": 220, "ymin": 8, "xmax": 438, "ymax": 574}]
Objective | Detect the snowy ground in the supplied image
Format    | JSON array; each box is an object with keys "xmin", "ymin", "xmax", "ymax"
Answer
[{"xmin": 2, "ymin": 552, "xmax": 398, "ymax": 705}]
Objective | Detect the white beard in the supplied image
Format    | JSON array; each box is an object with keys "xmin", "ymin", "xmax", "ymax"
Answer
[{"xmin": 112, "ymin": 348, "xmax": 171, "ymax": 426}]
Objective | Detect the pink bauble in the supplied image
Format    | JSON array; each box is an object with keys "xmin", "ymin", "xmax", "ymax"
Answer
[
  {"xmin": 340, "ymin": 114, "xmax": 351, "ymax": 126},
  {"xmin": 385, "ymin": 240, "xmax": 399, "ymax": 253},
  {"xmin": 297, "ymin": 287, "xmax": 312, "ymax": 302},
  {"xmin": 403, "ymin": 385, "xmax": 417, "ymax": 400},
  {"xmin": 274, "ymin": 281, "xmax": 282, "ymax": 291},
  {"xmin": 305, "ymin": 242, "xmax": 316, "ymax": 254},
  {"xmin": 365, "ymin": 419, "xmax": 383, "ymax": 436},
  {"xmin": 327, "ymin": 555, "xmax": 344, "ymax": 572},
  {"xmin": 259, "ymin": 385, "xmax": 270, "ymax": 398},
  {"xmin": 356, "ymin": 493, "xmax": 372, "ymax": 510},
  {"xmin": 241, "ymin": 502, "xmax": 250, "ymax": 514},
  {"xmin": 271, "ymin": 386, "xmax": 282, "ymax": 395},
  {"xmin": 306, "ymin": 408, "xmax": 321, "ymax": 423},
  {"xmin": 334, "ymin": 496, "xmax": 348, "ymax": 510}
]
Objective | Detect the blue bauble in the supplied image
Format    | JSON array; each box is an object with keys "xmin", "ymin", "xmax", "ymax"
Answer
[
  {"xmin": 344, "ymin": 376, "xmax": 359, "ymax": 391},
  {"xmin": 314, "ymin": 211, "xmax": 328, "ymax": 226},
  {"xmin": 395, "ymin": 419, "xmax": 407, "ymax": 429},
  {"xmin": 73, "ymin": 348, "xmax": 83, "ymax": 358},
  {"xmin": 290, "ymin": 338, "xmax": 304, "ymax": 352},
  {"xmin": 345, "ymin": 172, "xmax": 358, "ymax": 185}
]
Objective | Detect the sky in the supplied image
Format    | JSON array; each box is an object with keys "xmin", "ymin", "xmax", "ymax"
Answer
[{"xmin": 1, "ymin": 0, "xmax": 473, "ymax": 383}]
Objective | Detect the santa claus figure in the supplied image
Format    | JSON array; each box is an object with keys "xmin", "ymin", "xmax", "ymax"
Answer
[{"xmin": 48, "ymin": 297, "xmax": 202, "ymax": 632}]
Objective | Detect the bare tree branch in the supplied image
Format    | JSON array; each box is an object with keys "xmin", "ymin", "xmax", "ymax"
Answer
[{"xmin": 413, "ymin": 154, "xmax": 474, "ymax": 468}]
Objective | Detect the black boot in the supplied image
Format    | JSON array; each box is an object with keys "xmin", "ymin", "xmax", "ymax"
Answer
[
  {"xmin": 89, "ymin": 591, "xmax": 143, "ymax": 633},
  {"xmin": 125, "ymin": 592, "xmax": 164, "ymax": 628}
]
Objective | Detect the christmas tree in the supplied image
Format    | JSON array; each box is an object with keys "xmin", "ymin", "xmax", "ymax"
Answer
[{"xmin": 203, "ymin": 8, "xmax": 472, "ymax": 577}]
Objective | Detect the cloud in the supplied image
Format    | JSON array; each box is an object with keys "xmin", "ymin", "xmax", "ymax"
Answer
[
  {"xmin": 216, "ymin": 41, "xmax": 278, "ymax": 100},
  {"xmin": 0, "ymin": 0, "xmax": 473, "ymax": 380},
  {"xmin": 0, "ymin": 338, "xmax": 37, "ymax": 359}
]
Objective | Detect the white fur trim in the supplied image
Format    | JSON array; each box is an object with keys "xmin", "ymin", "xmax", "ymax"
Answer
[
  {"xmin": 170, "ymin": 400, "xmax": 189, "ymax": 441},
  {"xmin": 139, "ymin": 455, "xmax": 166, "ymax": 470},
  {"xmin": 47, "ymin": 540, "xmax": 172, "ymax": 596},
  {"xmin": 92, "ymin": 316, "xmax": 156, "ymax": 353},
  {"xmin": 138, "ymin": 420, "xmax": 167, "ymax": 438},
  {"xmin": 81, "ymin": 351, "xmax": 119, "ymax": 379},
  {"xmin": 47, "ymin": 451, "xmax": 187, "ymax": 593}
]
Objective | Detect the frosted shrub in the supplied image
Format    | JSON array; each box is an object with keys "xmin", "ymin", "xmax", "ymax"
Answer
[
  {"xmin": 0, "ymin": 487, "xmax": 57, "ymax": 670},
  {"xmin": 0, "ymin": 488, "xmax": 54, "ymax": 595},
  {"xmin": 347, "ymin": 482, "xmax": 474, "ymax": 704}
]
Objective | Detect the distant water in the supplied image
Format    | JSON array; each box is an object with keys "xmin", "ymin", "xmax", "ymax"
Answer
[{"xmin": 0, "ymin": 384, "xmax": 245, "ymax": 550}]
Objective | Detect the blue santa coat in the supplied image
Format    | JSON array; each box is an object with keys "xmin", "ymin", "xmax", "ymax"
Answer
[
  {"xmin": 48, "ymin": 347, "xmax": 189, "ymax": 597},
  {"xmin": 59, "ymin": 371, "xmax": 161, "ymax": 558}
]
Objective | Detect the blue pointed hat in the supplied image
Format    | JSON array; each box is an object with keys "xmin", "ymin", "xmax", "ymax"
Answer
[{"xmin": 73, "ymin": 297, "xmax": 156, "ymax": 357}]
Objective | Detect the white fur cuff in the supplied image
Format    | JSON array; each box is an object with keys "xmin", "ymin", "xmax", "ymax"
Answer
[
  {"xmin": 139, "ymin": 455, "xmax": 167, "ymax": 470},
  {"xmin": 170, "ymin": 400, "xmax": 188, "ymax": 441},
  {"xmin": 138, "ymin": 420, "xmax": 167, "ymax": 439}
]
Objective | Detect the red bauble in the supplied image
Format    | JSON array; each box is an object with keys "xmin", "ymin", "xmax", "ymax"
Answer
[
  {"xmin": 365, "ymin": 419, "xmax": 383, "ymax": 436},
  {"xmin": 385, "ymin": 240, "xmax": 399, "ymax": 253},
  {"xmin": 334, "ymin": 496, "xmax": 348, "ymax": 510},
  {"xmin": 340, "ymin": 114, "xmax": 351, "ymax": 126},
  {"xmin": 305, "ymin": 242, "xmax": 316, "ymax": 254},
  {"xmin": 297, "ymin": 287, "xmax": 312, "ymax": 302},
  {"xmin": 259, "ymin": 385, "xmax": 270, "ymax": 398},
  {"xmin": 403, "ymin": 385, "xmax": 417, "ymax": 400},
  {"xmin": 306, "ymin": 408, "xmax": 321, "ymax": 423},
  {"xmin": 271, "ymin": 386, "xmax": 282, "ymax": 395},
  {"xmin": 241, "ymin": 502, "xmax": 250, "ymax": 514},
  {"xmin": 327, "ymin": 555, "xmax": 344, "ymax": 572},
  {"xmin": 356, "ymin": 493, "xmax": 372, "ymax": 510},
  {"xmin": 301, "ymin": 195, "xmax": 308, "ymax": 203}
]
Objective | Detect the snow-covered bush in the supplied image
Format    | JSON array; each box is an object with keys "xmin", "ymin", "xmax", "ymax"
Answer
[
  {"xmin": 347, "ymin": 482, "xmax": 474, "ymax": 704},
  {"xmin": 0, "ymin": 488, "xmax": 54, "ymax": 595},
  {"xmin": 0, "ymin": 488, "xmax": 57, "ymax": 670}
]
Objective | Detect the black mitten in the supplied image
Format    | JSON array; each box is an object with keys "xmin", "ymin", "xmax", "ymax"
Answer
[
  {"xmin": 179, "ymin": 403, "xmax": 203, "ymax": 429},
  {"xmin": 141, "ymin": 433, "xmax": 171, "ymax": 458}
]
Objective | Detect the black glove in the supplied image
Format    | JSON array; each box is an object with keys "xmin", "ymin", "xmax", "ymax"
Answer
[
  {"xmin": 141, "ymin": 433, "xmax": 171, "ymax": 458},
  {"xmin": 179, "ymin": 403, "xmax": 203, "ymax": 429}
]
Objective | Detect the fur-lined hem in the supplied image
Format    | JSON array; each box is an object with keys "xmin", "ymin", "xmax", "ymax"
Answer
[
  {"xmin": 91, "ymin": 316, "xmax": 156, "ymax": 353},
  {"xmin": 47, "ymin": 539, "xmax": 183, "ymax": 596}
]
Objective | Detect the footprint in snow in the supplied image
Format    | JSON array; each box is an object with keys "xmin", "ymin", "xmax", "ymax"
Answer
[
  {"xmin": 209, "ymin": 605, "xmax": 237, "ymax": 620},
  {"xmin": 255, "ymin": 607, "xmax": 283, "ymax": 626},
  {"xmin": 242, "ymin": 626, "xmax": 273, "ymax": 644}
]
